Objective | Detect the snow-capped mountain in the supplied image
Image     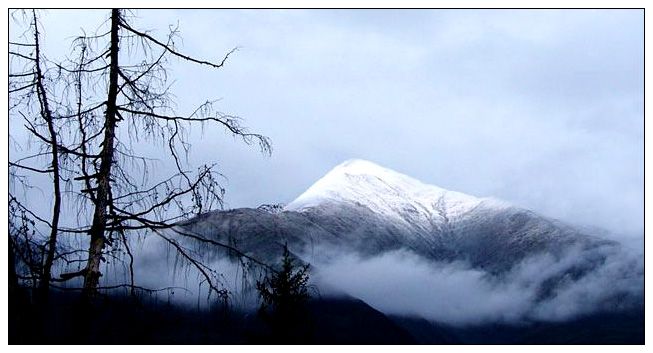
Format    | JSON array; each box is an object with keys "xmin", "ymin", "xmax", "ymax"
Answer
[
  {"xmin": 180, "ymin": 159, "xmax": 614, "ymax": 272},
  {"xmin": 169, "ymin": 159, "xmax": 641, "ymax": 327},
  {"xmin": 286, "ymin": 158, "xmax": 502, "ymax": 215}
]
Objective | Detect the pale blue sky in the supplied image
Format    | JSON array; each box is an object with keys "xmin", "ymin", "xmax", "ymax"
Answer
[{"xmin": 9, "ymin": 9, "xmax": 644, "ymax": 237}]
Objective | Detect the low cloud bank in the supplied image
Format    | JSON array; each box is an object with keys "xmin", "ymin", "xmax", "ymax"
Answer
[
  {"xmin": 310, "ymin": 244, "xmax": 642, "ymax": 326},
  {"xmin": 95, "ymin": 232, "xmax": 642, "ymax": 327}
]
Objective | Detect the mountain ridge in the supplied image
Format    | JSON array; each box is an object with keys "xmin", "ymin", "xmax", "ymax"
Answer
[
  {"xmin": 170, "ymin": 159, "xmax": 641, "ymax": 327},
  {"xmin": 180, "ymin": 159, "xmax": 614, "ymax": 271}
]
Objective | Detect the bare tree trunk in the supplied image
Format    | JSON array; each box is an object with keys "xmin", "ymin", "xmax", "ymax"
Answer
[
  {"xmin": 32, "ymin": 10, "xmax": 61, "ymax": 300},
  {"xmin": 82, "ymin": 9, "xmax": 121, "ymax": 297},
  {"xmin": 9, "ymin": 237, "xmax": 19, "ymax": 296}
]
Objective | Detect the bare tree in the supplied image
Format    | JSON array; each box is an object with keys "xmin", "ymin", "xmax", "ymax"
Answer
[
  {"xmin": 9, "ymin": 9, "xmax": 272, "ymax": 301},
  {"xmin": 9, "ymin": 10, "xmax": 66, "ymax": 301}
]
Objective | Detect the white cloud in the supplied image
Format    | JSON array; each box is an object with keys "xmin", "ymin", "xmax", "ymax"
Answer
[{"xmin": 311, "ymin": 245, "xmax": 643, "ymax": 326}]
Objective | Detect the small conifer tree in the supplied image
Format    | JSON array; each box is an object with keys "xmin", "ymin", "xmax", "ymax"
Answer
[{"xmin": 256, "ymin": 244, "xmax": 311, "ymax": 343}]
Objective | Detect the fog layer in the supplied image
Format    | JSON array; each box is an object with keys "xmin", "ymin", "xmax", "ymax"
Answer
[{"xmin": 310, "ymin": 244, "xmax": 642, "ymax": 326}]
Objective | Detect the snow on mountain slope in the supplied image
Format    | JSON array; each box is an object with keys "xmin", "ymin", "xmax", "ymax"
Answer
[
  {"xmin": 285, "ymin": 159, "xmax": 512, "ymax": 239},
  {"xmin": 287, "ymin": 159, "xmax": 505, "ymax": 215},
  {"xmin": 181, "ymin": 159, "xmax": 615, "ymax": 272}
]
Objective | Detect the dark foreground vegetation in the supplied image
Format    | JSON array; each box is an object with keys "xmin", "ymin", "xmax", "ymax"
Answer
[{"xmin": 9, "ymin": 287, "xmax": 643, "ymax": 345}]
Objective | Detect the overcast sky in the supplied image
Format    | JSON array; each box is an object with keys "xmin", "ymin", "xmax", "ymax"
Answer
[{"xmin": 10, "ymin": 9, "xmax": 644, "ymax": 237}]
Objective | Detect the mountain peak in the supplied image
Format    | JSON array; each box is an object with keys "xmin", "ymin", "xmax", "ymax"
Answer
[
  {"xmin": 329, "ymin": 159, "xmax": 421, "ymax": 184},
  {"xmin": 285, "ymin": 159, "xmax": 504, "ymax": 217},
  {"xmin": 326, "ymin": 159, "xmax": 423, "ymax": 187},
  {"xmin": 286, "ymin": 159, "xmax": 423, "ymax": 210},
  {"xmin": 334, "ymin": 158, "xmax": 388, "ymax": 173}
]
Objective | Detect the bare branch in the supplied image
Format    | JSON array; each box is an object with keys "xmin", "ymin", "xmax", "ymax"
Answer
[
  {"xmin": 119, "ymin": 20, "xmax": 238, "ymax": 69},
  {"xmin": 9, "ymin": 82, "xmax": 37, "ymax": 93},
  {"xmin": 10, "ymin": 50, "xmax": 35, "ymax": 61},
  {"xmin": 9, "ymin": 161, "xmax": 53, "ymax": 174}
]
